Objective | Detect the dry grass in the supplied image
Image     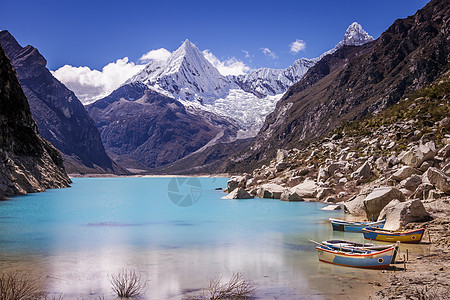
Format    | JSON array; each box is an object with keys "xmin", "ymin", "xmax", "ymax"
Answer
[
  {"xmin": 0, "ymin": 271, "xmax": 46, "ymax": 300},
  {"xmin": 108, "ymin": 268, "xmax": 146, "ymax": 299},
  {"xmin": 201, "ymin": 272, "xmax": 255, "ymax": 300}
]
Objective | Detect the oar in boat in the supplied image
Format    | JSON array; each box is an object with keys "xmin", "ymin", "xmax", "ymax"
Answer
[{"xmin": 309, "ymin": 239, "xmax": 333, "ymax": 250}]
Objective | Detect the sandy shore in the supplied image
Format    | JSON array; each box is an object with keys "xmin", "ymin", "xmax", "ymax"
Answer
[{"xmin": 374, "ymin": 216, "xmax": 450, "ymax": 299}]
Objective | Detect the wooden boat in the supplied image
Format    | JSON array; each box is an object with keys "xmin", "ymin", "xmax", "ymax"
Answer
[
  {"xmin": 362, "ymin": 226, "xmax": 425, "ymax": 244},
  {"xmin": 323, "ymin": 239, "xmax": 394, "ymax": 251},
  {"xmin": 315, "ymin": 241, "xmax": 399, "ymax": 269},
  {"xmin": 329, "ymin": 218, "xmax": 386, "ymax": 232}
]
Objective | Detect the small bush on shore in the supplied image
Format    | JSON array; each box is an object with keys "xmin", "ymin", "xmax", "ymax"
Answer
[
  {"xmin": 0, "ymin": 271, "xmax": 46, "ymax": 300},
  {"xmin": 108, "ymin": 268, "xmax": 146, "ymax": 299},
  {"xmin": 201, "ymin": 272, "xmax": 255, "ymax": 300}
]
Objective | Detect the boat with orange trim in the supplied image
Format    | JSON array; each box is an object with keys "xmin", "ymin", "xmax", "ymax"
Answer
[
  {"xmin": 314, "ymin": 241, "xmax": 399, "ymax": 269},
  {"xmin": 362, "ymin": 226, "xmax": 425, "ymax": 243}
]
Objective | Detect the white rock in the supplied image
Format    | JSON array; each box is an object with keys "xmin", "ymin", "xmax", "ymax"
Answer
[
  {"xmin": 321, "ymin": 204, "xmax": 342, "ymax": 211},
  {"xmin": 351, "ymin": 161, "xmax": 372, "ymax": 180},
  {"xmin": 256, "ymin": 183, "xmax": 286, "ymax": 199},
  {"xmin": 276, "ymin": 149, "xmax": 289, "ymax": 163},
  {"xmin": 379, "ymin": 199, "xmax": 431, "ymax": 230},
  {"xmin": 399, "ymin": 174, "xmax": 422, "ymax": 191},
  {"xmin": 222, "ymin": 187, "xmax": 254, "ymax": 199},
  {"xmin": 399, "ymin": 143, "xmax": 436, "ymax": 168},
  {"xmin": 343, "ymin": 194, "xmax": 368, "ymax": 216},
  {"xmin": 280, "ymin": 190, "xmax": 304, "ymax": 202},
  {"xmin": 363, "ymin": 187, "xmax": 406, "ymax": 220},
  {"xmin": 391, "ymin": 166, "xmax": 421, "ymax": 181},
  {"xmin": 424, "ymin": 167, "xmax": 450, "ymax": 194},
  {"xmin": 290, "ymin": 179, "xmax": 318, "ymax": 198}
]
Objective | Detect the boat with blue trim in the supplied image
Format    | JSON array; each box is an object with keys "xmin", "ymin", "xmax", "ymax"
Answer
[
  {"xmin": 329, "ymin": 218, "xmax": 386, "ymax": 232},
  {"xmin": 315, "ymin": 241, "xmax": 399, "ymax": 269},
  {"xmin": 362, "ymin": 226, "xmax": 425, "ymax": 243}
]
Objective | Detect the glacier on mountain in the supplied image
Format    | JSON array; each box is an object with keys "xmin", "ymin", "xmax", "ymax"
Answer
[{"xmin": 127, "ymin": 22, "xmax": 374, "ymax": 136}]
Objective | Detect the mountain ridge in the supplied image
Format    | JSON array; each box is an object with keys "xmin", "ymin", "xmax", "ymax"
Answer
[
  {"xmin": 0, "ymin": 44, "xmax": 71, "ymax": 199},
  {"xmin": 0, "ymin": 31, "xmax": 126, "ymax": 175}
]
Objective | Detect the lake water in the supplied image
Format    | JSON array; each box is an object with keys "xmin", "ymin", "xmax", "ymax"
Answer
[{"xmin": 0, "ymin": 177, "xmax": 383, "ymax": 299}]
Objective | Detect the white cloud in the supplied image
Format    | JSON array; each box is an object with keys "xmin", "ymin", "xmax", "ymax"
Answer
[
  {"xmin": 290, "ymin": 39, "xmax": 306, "ymax": 54},
  {"xmin": 202, "ymin": 49, "xmax": 251, "ymax": 76},
  {"xmin": 139, "ymin": 48, "xmax": 171, "ymax": 63},
  {"xmin": 52, "ymin": 57, "xmax": 145, "ymax": 104},
  {"xmin": 242, "ymin": 50, "xmax": 251, "ymax": 58},
  {"xmin": 261, "ymin": 47, "xmax": 277, "ymax": 59}
]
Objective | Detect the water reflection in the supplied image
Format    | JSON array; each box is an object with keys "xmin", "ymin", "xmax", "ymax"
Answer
[{"xmin": 0, "ymin": 178, "xmax": 385, "ymax": 299}]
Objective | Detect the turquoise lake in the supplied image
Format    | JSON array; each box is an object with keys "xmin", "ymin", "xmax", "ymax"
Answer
[{"xmin": 0, "ymin": 177, "xmax": 383, "ymax": 299}]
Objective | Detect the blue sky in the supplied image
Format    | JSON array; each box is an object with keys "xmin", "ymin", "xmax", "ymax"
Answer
[{"xmin": 1, "ymin": 0, "xmax": 428, "ymax": 71}]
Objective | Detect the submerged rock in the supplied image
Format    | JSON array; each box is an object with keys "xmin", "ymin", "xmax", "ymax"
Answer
[
  {"xmin": 280, "ymin": 190, "xmax": 304, "ymax": 202},
  {"xmin": 321, "ymin": 204, "xmax": 342, "ymax": 211},
  {"xmin": 222, "ymin": 187, "xmax": 254, "ymax": 199}
]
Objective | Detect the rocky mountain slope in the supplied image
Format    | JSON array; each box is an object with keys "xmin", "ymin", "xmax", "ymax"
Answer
[
  {"xmin": 224, "ymin": 72, "xmax": 449, "ymax": 221},
  {"xmin": 0, "ymin": 31, "xmax": 125, "ymax": 174},
  {"xmin": 0, "ymin": 45, "xmax": 71, "ymax": 199},
  {"xmin": 126, "ymin": 24, "xmax": 373, "ymax": 136},
  {"xmin": 86, "ymin": 82, "xmax": 240, "ymax": 170},
  {"xmin": 223, "ymin": 0, "xmax": 449, "ymax": 172}
]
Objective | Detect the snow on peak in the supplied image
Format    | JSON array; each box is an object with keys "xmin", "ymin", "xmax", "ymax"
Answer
[
  {"xmin": 128, "ymin": 39, "xmax": 232, "ymax": 104},
  {"xmin": 340, "ymin": 22, "xmax": 374, "ymax": 47}
]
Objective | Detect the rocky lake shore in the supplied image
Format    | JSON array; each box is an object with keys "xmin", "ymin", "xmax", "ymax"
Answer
[{"xmin": 223, "ymin": 75, "xmax": 450, "ymax": 298}]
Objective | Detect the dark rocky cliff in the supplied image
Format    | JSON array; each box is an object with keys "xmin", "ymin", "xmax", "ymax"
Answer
[
  {"xmin": 222, "ymin": 0, "xmax": 449, "ymax": 172},
  {"xmin": 0, "ymin": 45, "xmax": 71, "ymax": 199},
  {"xmin": 0, "ymin": 31, "xmax": 125, "ymax": 174}
]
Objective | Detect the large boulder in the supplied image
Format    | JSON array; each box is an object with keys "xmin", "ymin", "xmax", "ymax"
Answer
[
  {"xmin": 343, "ymin": 194, "xmax": 368, "ymax": 216},
  {"xmin": 290, "ymin": 179, "xmax": 317, "ymax": 198},
  {"xmin": 391, "ymin": 166, "xmax": 421, "ymax": 181},
  {"xmin": 411, "ymin": 183, "xmax": 434, "ymax": 200},
  {"xmin": 327, "ymin": 162, "xmax": 344, "ymax": 175},
  {"xmin": 351, "ymin": 161, "xmax": 371, "ymax": 181},
  {"xmin": 280, "ymin": 190, "xmax": 304, "ymax": 202},
  {"xmin": 378, "ymin": 199, "xmax": 431, "ymax": 230},
  {"xmin": 399, "ymin": 142, "xmax": 436, "ymax": 168},
  {"xmin": 317, "ymin": 168, "xmax": 329, "ymax": 183},
  {"xmin": 363, "ymin": 187, "xmax": 406, "ymax": 220},
  {"xmin": 400, "ymin": 174, "xmax": 422, "ymax": 191},
  {"xmin": 226, "ymin": 176, "xmax": 244, "ymax": 192},
  {"xmin": 437, "ymin": 144, "xmax": 450, "ymax": 159},
  {"xmin": 222, "ymin": 187, "xmax": 254, "ymax": 199},
  {"xmin": 424, "ymin": 167, "xmax": 450, "ymax": 194},
  {"xmin": 256, "ymin": 183, "xmax": 285, "ymax": 199},
  {"xmin": 276, "ymin": 149, "xmax": 289, "ymax": 162}
]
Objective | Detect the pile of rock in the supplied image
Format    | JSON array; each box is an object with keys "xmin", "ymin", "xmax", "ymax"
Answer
[{"xmin": 222, "ymin": 112, "xmax": 450, "ymax": 230}]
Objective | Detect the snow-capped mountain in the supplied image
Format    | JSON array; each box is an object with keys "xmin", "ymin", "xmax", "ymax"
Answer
[
  {"xmin": 127, "ymin": 22, "xmax": 373, "ymax": 136},
  {"xmin": 235, "ymin": 22, "xmax": 373, "ymax": 98},
  {"xmin": 128, "ymin": 39, "xmax": 233, "ymax": 104},
  {"xmin": 233, "ymin": 58, "xmax": 317, "ymax": 97},
  {"xmin": 319, "ymin": 22, "xmax": 374, "ymax": 59}
]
